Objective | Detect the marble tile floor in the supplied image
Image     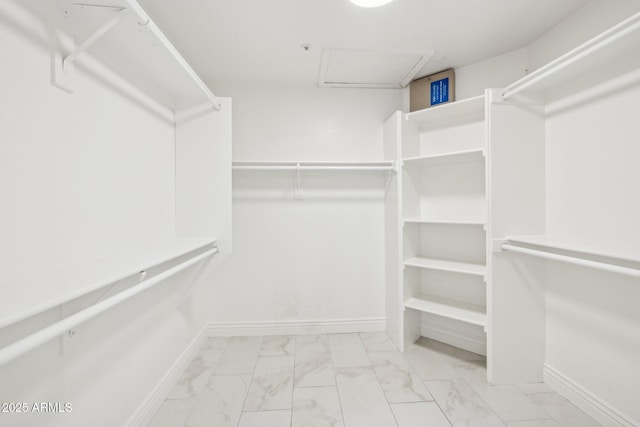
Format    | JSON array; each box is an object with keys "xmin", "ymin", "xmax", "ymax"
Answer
[{"xmin": 148, "ymin": 333, "xmax": 601, "ymax": 427}]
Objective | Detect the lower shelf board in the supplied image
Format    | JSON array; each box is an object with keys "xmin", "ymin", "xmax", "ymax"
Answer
[
  {"xmin": 404, "ymin": 257, "xmax": 486, "ymax": 277},
  {"xmin": 404, "ymin": 294, "xmax": 487, "ymax": 327}
]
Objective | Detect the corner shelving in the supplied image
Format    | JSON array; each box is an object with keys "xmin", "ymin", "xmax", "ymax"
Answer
[
  {"xmin": 385, "ymin": 93, "xmax": 488, "ymax": 357},
  {"xmin": 503, "ymin": 11, "xmax": 640, "ymax": 102},
  {"xmin": 52, "ymin": 0, "xmax": 220, "ymax": 112}
]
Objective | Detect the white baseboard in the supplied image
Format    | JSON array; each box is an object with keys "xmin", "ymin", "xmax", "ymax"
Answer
[
  {"xmin": 126, "ymin": 325, "xmax": 207, "ymax": 427},
  {"xmin": 544, "ymin": 364, "xmax": 637, "ymax": 427},
  {"xmin": 421, "ymin": 321, "xmax": 486, "ymax": 356},
  {"xmin": 207, "ymin": 317, "xmax": 386, "ymax": 336}
]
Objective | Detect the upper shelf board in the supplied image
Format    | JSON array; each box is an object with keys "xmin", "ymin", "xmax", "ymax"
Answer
[
  {"xmin": 0, "ymin": 238, "xmax": 216, "ymax": 330},
  {"xmin": 503, "ymin": 11, "xmax": 640, "ymax": 103},
  {"xmin": 404, "ymin": 294, "xmax": 487, "ymax": 327},
  {"xmin": 404, "ymin": 257, "xmax": 486, "ymax": 277},
  {"xmin": 403, "ymin": 148, "xmax": 485, "ymax": 167},
  {"xmin": 406, "ymin": 95, "xmax": 485, "ymax": 130},
  {"xmin": 404, "ymin": 218, "xmax": 486, "ymax": 226},
  {"xmin": 52, "ymin": 0, "xmax": 219, "ymax": 112}
]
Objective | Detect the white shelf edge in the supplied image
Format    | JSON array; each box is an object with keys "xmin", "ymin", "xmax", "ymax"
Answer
[
  {"xmin": 503, "ymin": 11, "xmax": 640, "ymax": 101},
  {"xmin": 504, "ymin": 235, "xmax": 640, "ymax": 264},
  {"xmin": 232, "ymin": 161, "xmax": 396, "ymax": 172},
  {"xmin": 406, "ymin": 95, "xmax": 486, "ymax": 127},
  {"xmin": 402, "ymin": 148, "xmax": 485, "ymax": 165},
  {"xmin": 404, "ymin": 294, "xmax": 487, "ymax": 327},
  {"xmin": 0, "ymin": 238, "xmax": 217, "ymax": 330},
  {"xmin": 404, "ymin": 257, "xmax": 486, "ymax": 277},
  {"xmin": 404, "ymin": 218, "xmax": 486, "ymax": 226}
]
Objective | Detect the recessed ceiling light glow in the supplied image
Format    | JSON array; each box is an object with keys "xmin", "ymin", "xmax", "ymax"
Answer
[{"xmin": 349, "ymin": 0, "xmax": 394, "ymax": 8}]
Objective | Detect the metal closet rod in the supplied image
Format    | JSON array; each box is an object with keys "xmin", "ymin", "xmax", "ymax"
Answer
[
  {"xmin": 501, "ymin": 244, "xmax": 640, "ymax": 278},
  {"xmin": 232, "ymin": 165, "xmax": 395, "ymax": 171},
  {"xmin": 0, "ymin": 247, "xmax": 218, "ymax": 367},
  {"xmin": 123, "ymin": 0, "xmax": 221, "ymax": 111}
]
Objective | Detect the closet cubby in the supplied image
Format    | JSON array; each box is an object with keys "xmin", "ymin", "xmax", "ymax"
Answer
[{"xmin": 384, "ymin": 93, "xmax": 489, "ymax": 358}]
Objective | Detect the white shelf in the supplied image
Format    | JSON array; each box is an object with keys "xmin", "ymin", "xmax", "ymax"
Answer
[
  {"xmin": 504, "ymin": 235, "xmax": 640, "ymax": 264},
  {"xmin": 406, "ymin": 95, "xmax": 485, "ymax": 129},
  {"xmin": 404, "ymin": 218, "xmax": 486, "ymax": 226},
  {"xmin": 404, "ymin": 294, "xmax": 487, "ymax": 327},
  {"xmin": 503, "ymin": 11, "xmax": 640, "ymax": 102},
  {"xmin": 232, "ymin": 161, "xmax": 396, "ymax": 172},
  {"xmin": 0, "ymin": 238, "xmax": 216, "ymax": 330},
  {"xmin": 404, "ymin": 257, "xmax": 486, "ymax": 277},
  {"xmin": 403, "ymin": 149, "xmax": 484, "ymax": 167},
  {"xmin": 53, "ymin": 0, "xmax": 219, "ymax": 112}
]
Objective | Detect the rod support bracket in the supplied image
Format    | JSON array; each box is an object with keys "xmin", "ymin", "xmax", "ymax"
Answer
[
  {"xmin": 492, "ymin": 239, "xmax": 508, "ymax": 253},
  {"xmin": 62, "ymin": 8, "xmax": 128, "ymax": 73}
]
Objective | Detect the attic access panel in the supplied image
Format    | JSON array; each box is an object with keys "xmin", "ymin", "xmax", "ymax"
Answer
[{"xmin": 318, "ymin": 49, "xmax": 435, "ymax": 89}]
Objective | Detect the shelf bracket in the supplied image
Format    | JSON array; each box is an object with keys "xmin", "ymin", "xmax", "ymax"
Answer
[
  {"xmin": 62, "ymin": 8, "xmax": 129, "ymax": 72},
  {"xmin": 294, "ymin": 163, "xmax": 304, "ymax": 200},
  {"xmin": 384, "ymin": 169, "xmax": 394, "ymax": 194}
]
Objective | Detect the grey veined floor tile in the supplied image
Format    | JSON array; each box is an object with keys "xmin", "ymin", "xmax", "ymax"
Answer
[
  {"xmin": 243, "ymin": 356, "xmax": 294, "ymax": 411},
  {"xmin": 368, "ymin": 351, "xmax": 433, "ymax": 403},
  {"xmin": 292, "ymin": 386, "xmax": 344, "ymax": 427},
  {"xmin": 390, "ymin": 402, "xmax": 452, "ymax": 427},
  {"xmin": 335, "ymin": 366, "xmax": 398, "ymax": 427},
  {"xmin": 295, "ymin": 334, "xmax": 335, "ymax": 387},
  {"xmin": 425, "ymin": 379, "xmax": 506, "ymax": 427}
]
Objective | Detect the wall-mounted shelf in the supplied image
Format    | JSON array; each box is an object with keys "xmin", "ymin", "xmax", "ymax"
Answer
[
  {"xmin": 404, "ymin": 257, "xmax": 486, "ymax": 277},
  {"xmin": 0, "ymin": 239, "xmax": 217, "ymax": 331},
  {"xmin": 403, "ymin": 148, "xmax": 484, "ymax": 167},
  {"xmin": 53, "ymin": 0, "xmax": 219, "ymax": 112},
  {"xmin": 404, "ymin": 294, "xmax": 486, "ymax": 327},
  {"xmin": 232, "ymin": 161, "xmax": 396, "ymax": 172},
  {"xmin": 406, "ymin": 95, "xmax": 485, "ymax": 130},
  {"xmin": 503, "ymin": 11, "xmax": 640, "ymax": 102},
  {"xmin": 233, "ymin": 161, "xmax": 396, "ymax": 200},
  {"xmin": 404, "ymin": 218, "xmax": 486, "ymax": 226}
]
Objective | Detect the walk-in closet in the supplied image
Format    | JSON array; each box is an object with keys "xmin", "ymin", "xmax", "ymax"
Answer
[{"xmin": 1, "ymin": 0, "xmax": 639, "ymax": 426}]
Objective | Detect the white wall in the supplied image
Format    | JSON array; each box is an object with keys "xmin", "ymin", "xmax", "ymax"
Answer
[
  {"xmin": 0, "ymin": 2, "xmax": 217, "ymax": 426},
  {"xmin": 527, "ymin": 0, "xmax": 640, "ymax": 71},
  {"xmin": 455, "ymin": 48, "xmax": 528, "ymax": 99},
  {"xmin": 524, "ymin": 2, "xmax": 640, "ymax": 423},
  {"xmin": 543, "ymin": 76, "xmax": 640, "ymax": 424},
  {"xmin": 206, "ymin": 83, "xmax": 403, "ymax": 334},
  {"xmin": 450, "ymin": 0, "xmax": 640, "ymax": 101}
]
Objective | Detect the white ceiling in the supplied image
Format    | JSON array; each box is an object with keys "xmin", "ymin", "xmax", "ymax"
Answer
[{"xmin": 139, "ymin": 0, "xmax": 590, "ymax": 91}]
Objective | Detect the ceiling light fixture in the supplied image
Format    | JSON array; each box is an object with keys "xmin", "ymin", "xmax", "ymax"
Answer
[{"xmin": 349, "ymin": 0, "xmax": 394, "ymax": 8}]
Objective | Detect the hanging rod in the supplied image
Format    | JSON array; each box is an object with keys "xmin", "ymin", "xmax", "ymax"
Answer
[
  {"xmin": 232, "ymin": 166, "xmax": 395, "ymax": 171},
  {"xmin": 0, "ymin": 247, "xmax": 217, "ymax": 367},
  {"xmin": 501, "ymin": 244, "xmax": 640, "ymax": 278}
]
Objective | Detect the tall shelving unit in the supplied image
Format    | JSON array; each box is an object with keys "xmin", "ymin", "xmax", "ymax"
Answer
[{"xmin": 384, "ymin": 95, "xmax": 489, "ymax": 357}]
